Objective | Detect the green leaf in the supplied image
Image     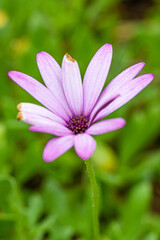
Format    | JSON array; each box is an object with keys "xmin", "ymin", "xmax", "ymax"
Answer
[{"xmin": 120, "ymin": 182, "xmax": 152, "ymax": 240}]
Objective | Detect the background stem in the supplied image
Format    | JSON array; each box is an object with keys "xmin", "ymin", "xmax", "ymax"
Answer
[{"xmin": 85, "ymin": 158, "xmax": 100, "ymax": 240}]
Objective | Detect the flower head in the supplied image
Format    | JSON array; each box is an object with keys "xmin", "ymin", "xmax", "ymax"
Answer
[{"xmin": 8, "ymin": 44, "xmax": 154, "ymax": 161}]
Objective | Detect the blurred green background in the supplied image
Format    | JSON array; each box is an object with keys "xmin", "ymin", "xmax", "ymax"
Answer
[{"xmin": 0, "ymin": 0, "xmax": 160, "ymax": 239}]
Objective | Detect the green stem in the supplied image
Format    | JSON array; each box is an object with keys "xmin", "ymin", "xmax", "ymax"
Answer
[{"xmin": 85, "ymin": 158, "xmax": 100, "ymax": 240}]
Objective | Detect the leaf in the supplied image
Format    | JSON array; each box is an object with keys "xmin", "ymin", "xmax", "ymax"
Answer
[
  {"xmin": 120, "ymin": 182, "xmax": 152, "ymax": 240},
  {"xmin": 119, "ymin": 105, "xmax": 160, "ymax": 164},
  {"xmin": 27, "ymin": 194, "xmax": 43, "ymax": 227}
]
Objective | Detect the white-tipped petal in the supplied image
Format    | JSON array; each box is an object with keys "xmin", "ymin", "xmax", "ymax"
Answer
[
  {"xmin": 17, "ymin": 102, "xmax": 66, "ymax": 125},
  {"xmin": 17, "ymin": 112, "xmax": 56, "ymax": 126},
  {"xmin": 62, "ymin": 53, "xmax": 83, "ymax": 116},
  {"xmin": 9, "ymin": 71, "xmax": 70, "ymax": 121},
  {"xmin": 83, "ymin": 44, "xmax": 112, "ymax": 116},
  {"xmin": 36, "ymin": 52, "xmax": 72, "ymax": 117}
]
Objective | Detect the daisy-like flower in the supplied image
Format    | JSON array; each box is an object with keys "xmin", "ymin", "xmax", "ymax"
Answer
[{"xmin": 8, "ymin": 44, "xmax": 154, "ymax": 162}]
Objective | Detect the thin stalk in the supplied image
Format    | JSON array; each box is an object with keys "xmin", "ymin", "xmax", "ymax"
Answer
[{"xmin": 85, "ymin": 158, "xmax": 99, "ymax": 240}]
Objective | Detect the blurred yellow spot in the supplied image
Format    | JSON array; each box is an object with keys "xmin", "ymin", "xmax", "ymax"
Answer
[
  {"xmin": 10, "ymin": 36, "xmax": 30, "ymax": 55},
  {"xmin": 93, "ymin": 144, "xmax": 118, "ymax": 173},
  {"xmin": 0, "ymin": 10, "xmax": 9, "ymax": 28}
]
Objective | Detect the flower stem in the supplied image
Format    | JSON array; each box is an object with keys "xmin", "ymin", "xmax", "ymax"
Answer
[{"xmin": 85, "ymin": 158, "xmax": 99, "ymax": 240}]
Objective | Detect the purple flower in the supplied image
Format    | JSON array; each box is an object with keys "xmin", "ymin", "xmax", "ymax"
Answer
[{"xmin": 8, "ymin": 44, "xmax": 154, "ymax": 162}]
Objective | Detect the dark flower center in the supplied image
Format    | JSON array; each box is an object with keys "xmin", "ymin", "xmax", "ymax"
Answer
[{"xmin": 68, "ymin": 115, "xmax": 89, "ymax": 134}]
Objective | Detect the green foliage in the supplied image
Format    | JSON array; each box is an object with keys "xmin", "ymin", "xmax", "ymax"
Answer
[{"xmin": 0, "ymin": 0, "xmax": 160, "ymax": 239}]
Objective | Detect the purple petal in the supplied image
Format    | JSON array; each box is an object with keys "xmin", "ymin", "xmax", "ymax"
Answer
[
  {"xmin": 18, "ymin": 111, "xmax": 71, "ymax": 136},
  {"xmin": 86, "ymin": 118, "xmax": 126, "ymax": 135},
  {"xmin": 62, "ymin": 54, "xmax": 83, "ymax": 116},
  {"xmin": 93, "ymin": 74, "xmax": 154, "ymax": 122},
  {"xmin": 29, "ymin": 124, "xmax": 73, "ymax": 136},
  {"xmin": 8, "ymin": 71, "xmax": 70, "ymax": 121},
  {"xmin": 17, "ymin": 102, "xmax": 66, "ymax": 125},
  {"xmin": 37, "ymin": 51, "xmax": 61, "ymax": 86},
  {"xmin": 91, "ymin": 62, "xmax": 145, "ymax": 119},
  {"xmin": 74, "ymin": 134, "xmax": 96, "ymax": 160},
  {"xmin": 17, "ymin": 111, "xmax": 59, "ymax": 126},
  {"xmin": 83, "ymin": 44, "xmax": 112, "ymax": 116},
  {"xmin": 37, "ymin": 52, "xmax": 72, "ymax": 117},
  {"xmin": 43, "ymin": 135, "xmax": 74, "ymax": 162}
]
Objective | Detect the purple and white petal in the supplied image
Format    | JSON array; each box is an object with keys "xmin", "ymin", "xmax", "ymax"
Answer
[
  {"xmin": 36, "ymin": 51, "xmax": 61, "ymax": 88},
  {"xmin": 17, "ymin": 102, "xmax": 66, "ymax": 125},
  {"xmin": 17, "ymin": 112, "xmax": 57, "ymax": 126},
  {"xmin": 62, "ymin": 54, "xmax": 83, "ymax": 116},
  {"xmin": 93, "ymin": 74, "xmax": 154, "ymax": 122},
  {"xmin": 86, "ymin": 118, "xmax": 126, "ymax": 135},
  {"xmin": 91, "ymin": 62, "xmax": 145, "ymax": 119},
  {"xmin": 83, "ymin": 44, "xmax": 112, "ymax": 116},
  {"xmin": 29, "ymin": 124, "xmax": 73, "ymax": 136},
  {"xmin": 8, "ymin": 71, "xmax": 70, "ymax": 121},
  {"xmin": 74, "ymin": 134, "xmax": 96, "ymax": 160},
  {"xmin": 37, "ymin": 52, "xmax": 72, "ymax": 117},
  {"xmin": 43, "ymin": 135, "xmax": 74, "ymax": 162}
]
